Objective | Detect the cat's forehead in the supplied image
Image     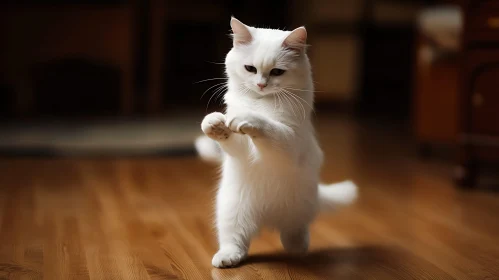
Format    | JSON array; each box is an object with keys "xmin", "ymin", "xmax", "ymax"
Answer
[
  {"xmin": 252, "ymin": 28, "xmax": 290, "ymax": 47},
  {"xmin": 254, "ymin": 27, "xmax": 290, "ymax": 38},
  {"xmin": 249, "ymin": 29, "xmax": 292, "ymax": 68}
]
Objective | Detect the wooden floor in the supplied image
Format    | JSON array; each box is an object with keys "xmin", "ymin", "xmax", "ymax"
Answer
[{"xmin": 0, "ymin": 115, "xmax": 498, "ymax": 279}]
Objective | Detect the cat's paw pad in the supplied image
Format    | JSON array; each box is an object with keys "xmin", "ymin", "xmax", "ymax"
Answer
[
  {"xmin": 212, "ymin": 247, "xmax": 246, "ymax": 268},
  {"xmin": 201, "ymin": 112, "xmax": 231, "ymax": 141},
  {"xmin": 226, "ymin": 113, "xmax": 261, "ymax": 137}
]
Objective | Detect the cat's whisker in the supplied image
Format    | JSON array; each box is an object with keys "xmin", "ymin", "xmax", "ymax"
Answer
[
  {"xmin": 286, "ymin": 92, "xmax": 308, "ymax": 121},
  {"xmin": 281, "ymin": 89, "xmax": 306, "ymax": 121},
  {"xmin": 279, "ymin": 90, "xmax": 298, "ymax": 118},
  {"xmin": 240, "ymin": 84, "xmax": 252, "ymax": 96},
  {"xmin": 273, "ymin": 92, "xmax": 278, "ymax": 112},
  {"xmin": 282, "ymin": 89, "xmax": 315, "ymax": 115},
  {"xmin": 194, "ymin": 77, "xmax": 228, "ymax": 84},
  {"xmin": 206, "ymin": 84, "xmax": 228, "ymax": 111},
  {"xmin": 280, "ymin": 91, "xmax": 286, "ymax": 109},
  {"xmin": 216, "ymin": 90, "xmax": 227, "ymax": 106},
  {"xmin": 204, "ymin": 60, "xmax": 226, "ymax": 65},
  {"xmin": 283, "ymin": 87, "xmax": 324, "ymax": 93},
  {"xmin": 200, "ymin": 82, "xmax": 227, "ymax": 100},
  {"xmin": 276, "ymin": 91, "xmax": 285, "ymax": 112},
  {"xmin": 276, "ymin": 90, "xmax": 289, "ymax": 114},
  {"xmin": 277, "ymin": 92, "xmax": 285, "ymax": 111},
  {"xmin": 279, "ymin": 90, "xmax": 296, "ymax": 116},
  {"xmin": 206, "ymin": 85, "xmax": 228, "ymax": 107},
  {"xmin": 213, "ymin": 85, "xmax": 228, "ymax": 104},
  {"xmin": 206, "ymin": 91, "xmax": 226, "ymax": 112},
  {"xmin": 282, "ymin": 89, "xmax": 296, "ymax": 111},
  {"xmin": 293, "ymin": 94, "xmax": 315, "ymax": 117},
  {"xmin": 213, "ymin": 83, "xmax": 228, "ymax": 96}
]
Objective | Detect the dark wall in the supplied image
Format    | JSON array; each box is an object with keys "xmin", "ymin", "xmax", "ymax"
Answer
[
  {"xmin": 358, "ymin": 24, "xmax": 416, "ymax": 118},
  {"xmin": 162, "ymin": 0, "xmax": 295, "ymax": 110}
]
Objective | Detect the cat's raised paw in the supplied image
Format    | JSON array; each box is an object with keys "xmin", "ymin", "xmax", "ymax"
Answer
[
  {"xmin": 212, "ymin": 247, "xmax": 247, "ymax": 268},
  {"xmin": 201, "ymin": 112, "xmax": 232, "ymax": 141},
  {"xmin": 226, "ymin": 112, "xmax": 262, "ymax": 137}
]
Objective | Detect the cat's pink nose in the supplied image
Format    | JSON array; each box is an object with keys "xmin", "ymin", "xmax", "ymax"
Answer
[{"xmin": 257, "ymin": 83, "xmax": 267, "ymax": 90}]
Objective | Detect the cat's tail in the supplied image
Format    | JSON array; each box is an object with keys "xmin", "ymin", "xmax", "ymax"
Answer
[
  {"xmin": 194, "ymin": 135, "xmax": 223, "ymax": 164},
  {"xmin": 318, "ymin": 180, "xmax": 358, "ymax": 212}
]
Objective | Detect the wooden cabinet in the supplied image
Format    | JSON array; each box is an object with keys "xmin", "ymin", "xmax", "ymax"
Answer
[
  {"xmin": 456, "ymin": 1, "xmax": 499, "ymax": 187},
  {"xmin": 470, "ymin": 63, "xmax": 499, "ymax": 135},
  {"xmin": 413, "ymin": 4, "xmax": 462, "ymax": 150},
  {"xmin": 413, "ymin": 38, "xmax": 460, "ymax": 146}
]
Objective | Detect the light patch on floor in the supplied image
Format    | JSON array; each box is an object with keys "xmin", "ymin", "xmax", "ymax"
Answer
[{"xmin": 0, "ymin": 117, "xmax": 202, "ymax": 156}]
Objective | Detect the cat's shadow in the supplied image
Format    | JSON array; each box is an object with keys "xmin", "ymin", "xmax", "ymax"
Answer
[
  {"xmin": 244, "ymin": 246, "xmax": 381, "ymax": 266},
  {"xmin": 211, "ymin": 246, "xmax": 445, "ymax": 279}
]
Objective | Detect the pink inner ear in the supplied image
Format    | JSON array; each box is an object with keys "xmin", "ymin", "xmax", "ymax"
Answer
[
  {"xmin": 283, "ymin": 27, "xmax": 307, "ymax": 52},
  {"xmin": 231, "ymin": 18, "xmax": 252, "ymax": 45}
]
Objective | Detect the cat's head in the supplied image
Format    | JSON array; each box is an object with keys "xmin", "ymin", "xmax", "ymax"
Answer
[{"xmin": 225, "ymin": 17, "xmax": 312, "ymax": 97}]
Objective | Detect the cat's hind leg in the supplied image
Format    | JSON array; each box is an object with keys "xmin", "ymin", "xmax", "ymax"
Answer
[{"xmin": 280, "ymin": 226, "xmax": 310, "ymax": 255}]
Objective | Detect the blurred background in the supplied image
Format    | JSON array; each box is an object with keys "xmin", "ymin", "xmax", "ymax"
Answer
[{"xmin": 0, "ymin": 0, "xmax": 496, "ymax": 187}]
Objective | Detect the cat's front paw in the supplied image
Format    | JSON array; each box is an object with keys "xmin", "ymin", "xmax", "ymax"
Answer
[
  {"xmin": 201, "ymin": 112, "xmax": 231, "ymax": 141},
  {"xmin": 212, "ymin": 247, "xmax": 247, "ymax": 268},
  {"xmin": 226, "ymin": 112, "xmax": 262, "ymax": 138}
]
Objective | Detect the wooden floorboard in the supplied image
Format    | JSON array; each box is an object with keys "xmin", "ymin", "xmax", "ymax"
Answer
[{"xmin": 0, "ymin": 115, "xmax": 498, "ymax": 279}]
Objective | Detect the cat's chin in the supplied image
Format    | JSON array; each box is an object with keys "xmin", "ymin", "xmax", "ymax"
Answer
[{"xmin": 245, "ymin": 89, "xmax": 273, "ymax": 98}]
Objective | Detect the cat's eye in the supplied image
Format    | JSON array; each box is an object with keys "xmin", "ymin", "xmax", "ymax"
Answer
[
  {"xmin": 270, "ymin": 68, "xmax": 286, "ymax": 76},
  {"xmin": 244, "ymin": 65, "xmax": 257, "ymax": 73}
]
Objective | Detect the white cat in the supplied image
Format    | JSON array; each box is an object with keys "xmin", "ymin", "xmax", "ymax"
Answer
[{"xmin": 195, "ymin": 17, "xmax": 358, "ymax": 268}]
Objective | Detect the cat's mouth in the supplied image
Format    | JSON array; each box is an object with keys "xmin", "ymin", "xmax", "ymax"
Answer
[
  {"xmin": 243, "ymin": 87, "xmax": 271, "ymax": 97},
  {"xmin": 241, "ymin": 83, "xmax": 281, "ymax": 97},
  {"xmin": 250, "ymin": 86, "xmax": 280, "ymax": 96}
]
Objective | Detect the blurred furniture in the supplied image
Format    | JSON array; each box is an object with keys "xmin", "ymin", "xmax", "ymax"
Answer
[
  {"xmin": 413, "ymin": 5, "xmax": 462, "ymax": 152},
  {"xmin": 0, "ymin": 3, "xmax": 136, "ymax": 117},
  {"xmin": 300, "ymin": 0, "xmax": 418, "ymax": 107},
  {"xmin": 456, "ymin": 0, "xmax": 499, "ymax": 187}
]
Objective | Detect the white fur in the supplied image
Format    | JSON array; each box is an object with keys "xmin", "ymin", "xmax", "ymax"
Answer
[
  {"xmin": 196, "ymin": 18, "xmax": 358, "ymax": 268},
  {"xmin": 318, "ymin": 181, "xmax": 358, "ymax": 211}
]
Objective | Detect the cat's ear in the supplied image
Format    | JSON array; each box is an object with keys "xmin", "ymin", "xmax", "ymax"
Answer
[
  {"xmin": 283, "ymin": 27, "xmax": 308, "ymax": 53},
  {"xmin": 230, "ymin": 17, "xmax": 252, "ymax": 46}
]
